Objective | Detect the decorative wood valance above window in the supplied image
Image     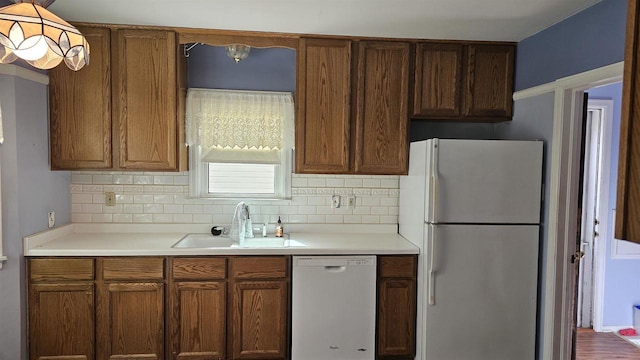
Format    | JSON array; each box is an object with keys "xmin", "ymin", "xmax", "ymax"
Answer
[{"xmin": 185, "ymin": 88, "xmax": 294, "ymax": 164}]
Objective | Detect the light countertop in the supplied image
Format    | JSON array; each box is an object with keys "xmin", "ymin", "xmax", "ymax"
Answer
[{"xmin": 24, "ymin": 223, "xmax": 419, "ymax": 256}]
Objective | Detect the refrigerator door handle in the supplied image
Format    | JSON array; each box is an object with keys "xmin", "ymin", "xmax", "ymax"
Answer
[
  {"xmin": 428, "ymin": 228, "xmax": 437, "ymax": 305},
  {"xmin": 430, "ymin": 140, "xmax": 439, "ymax": 222}
]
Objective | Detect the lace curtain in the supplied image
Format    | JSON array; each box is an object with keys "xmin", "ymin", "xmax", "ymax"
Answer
[{"xmin": 186, "ymin": 88, "xmax": 294, "ymax": 164}]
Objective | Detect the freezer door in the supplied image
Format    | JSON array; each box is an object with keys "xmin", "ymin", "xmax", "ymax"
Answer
[
  {"xmin": 423, "ymin": 224, "xmax": 539, "ymax": 360},
  {"xmin": 426, "ymin": 139, "xmax": 543, "ymax": 224}
]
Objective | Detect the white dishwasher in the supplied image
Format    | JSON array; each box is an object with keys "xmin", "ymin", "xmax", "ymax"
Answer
[{"xmin": 292, "ymin": 255, "xmax": 377, "ymax": 360}]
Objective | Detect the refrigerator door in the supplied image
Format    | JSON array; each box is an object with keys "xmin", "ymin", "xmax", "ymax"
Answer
[
  {"xmin": 423, "ymin": 224, "xmax": 539, "ymax": 360},
  {"xmin": 424, "ymin": 139, "xmax": 543, "ymax": 224}
]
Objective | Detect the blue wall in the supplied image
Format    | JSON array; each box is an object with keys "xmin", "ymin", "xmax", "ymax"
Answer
[
  {"xmin": 187, "ymin": 44, "xmax": 296, "ymax": 92},
  {"xmin": 515, "ymin": 0, "xmax": 627, "ymax": 91}
]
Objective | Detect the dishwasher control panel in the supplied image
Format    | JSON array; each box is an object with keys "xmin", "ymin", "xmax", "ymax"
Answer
[{"xmin": 295, "ymin": 256, "xmax": 376, "ymax": 267}]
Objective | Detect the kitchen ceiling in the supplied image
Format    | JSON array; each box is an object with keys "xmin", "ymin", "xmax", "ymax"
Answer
[{"xmin": 49, "ymin": 0, "xmax": 603, "ymax": 42}]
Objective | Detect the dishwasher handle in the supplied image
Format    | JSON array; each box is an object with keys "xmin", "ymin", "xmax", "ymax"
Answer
[{"xmin": 324, "ymin": 265, "xmax": 347, "ymax": 272}]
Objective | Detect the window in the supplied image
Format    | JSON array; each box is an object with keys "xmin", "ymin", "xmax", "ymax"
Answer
[{"xmin": 186, "ymin": 89, "xmax": 293, "ymax": 199}]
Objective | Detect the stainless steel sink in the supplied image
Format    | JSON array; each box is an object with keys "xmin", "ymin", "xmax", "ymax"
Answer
[{"xmin": 172, "ymin": 233, "xmax": 306, "ymax": 249}]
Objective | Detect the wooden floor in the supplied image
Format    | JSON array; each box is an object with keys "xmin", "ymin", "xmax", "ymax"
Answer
[{"xmin": 575, "ymin": 328, "xmax": 640, "ymax": 360}]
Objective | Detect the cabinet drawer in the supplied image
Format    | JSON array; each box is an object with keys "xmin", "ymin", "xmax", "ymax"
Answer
[
  {"xmin": 172, "ymin": 257, "xmax": 227, "ymax": 280},
  {"xmin": 29, "ymin": 258, "xmax": 94, "ymax": 282},
  {"xmin": 379, "ymin": 256, "xmax": 416, "ymax": 278},
  {"xmin": 102, "ymin": 257, "xmax": 165, "ymax": 281},
  {"xmin": 231, "ymin": 257, "xmax": 288, "ymax": 279}
]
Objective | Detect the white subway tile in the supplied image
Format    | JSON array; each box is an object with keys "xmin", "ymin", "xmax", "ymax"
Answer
[
  {"xmin": 92, "ymin": 175, "xmax": 113, "ymax": 184},
  {"xmin": 193, "ymin": 214, "xmax": 213, "ymax": 224},
  {"xmin": 279, "ymin": 206, "xmax": 299, "ymax": 215},
  {"xmin": 123, "ymin": 204, "xmax": 143, "ymax": 214},
  {"xmin": 103, "ymin": 185, "xmax": 123, "ymax": 192},
  {"xmin": 144, "ymin": 204, "xmax": 164, "ymax": 214},
  {"xmin": 72, "ymin": 213, "xmax": 92, "ymax": 223},
  {"xmin": 116, "ymin": 194, "xmax": 134, "ymax": 204},
  {"xmin": 380, "ymin": 215, "xmax": 398, "ymax": 224},
  {"xmin": 173, "ymin": 214, "xmax": 193, "ymax": 223},
  {"xmin": 83, "ymin": 185, "xmax": 104, "ymax": 192},
  {"xmin": 371, "ymin": 207, "xmax": 389, "ymax": 215},
  {"xmin": 103, "ymin": 204, "xmax": 124, "ymax": 214},
  {"xmin": 92, "ymin": 194, "xmax": 105, "ymax": 204},
  {"xmin": 344, "ymin": 215, "xmax": 362, "ymax": 224},
  {"xmin": 114, "ymin": 175, "xmax": 134, "ymax": 184},
  {"xmin": 71, "ymin": 173, "xmax": 93, "ymax": 184},
  {"xmin": 307, "ymin": 215, "xmax": 326, "ymax": 223},
  {"xmin": 70, "ymin": 184, "xmax": 83, "ymax": 193},
  {"xmin": 315, "ymin": 206, "xmax": 335, "ymax": 215},
  {"xmin": 361, "ymin": 197, "xmax": 381, "ymax": 206},
  {"xmin": 144, "ymin": 185, "xmax": 165, "ymax": 193},
  {"xmin": 325, "ymin": 215, "xmax": 344, "ymax": 223},
  {"xmin": 184, "ymin": 205, "xmax": 204, "ymax": 214},
  {"xmin": 361, "ymin": 215, "xmax": 380, "ymax": 224},
  {"xmin": 82, "ymin": 204, "xmax": 103, "ymax": 213},
  {"xmin": 72, "ymin": 193, "xmax": 93, "ymax": 204},
  {"xmin": 164, "ymin": 204, "xmax": 184, "ymax": 213},
  {"xmin": 291, "ymin": 177, "xmax": 308, "ymax": 187},
  {"xmin": 353, "ymin": 206, "xmax": 372, "ymax": 215},
  {"xmin": 134, "ymin": 175, "xmax": 153, "ymax": 185},
  {"xmin": 363, "ymin": 179, "xmax": 382, "ymax": 188},
  {"xmin": 326, "ymin": 178, "xmax": 345, "ymax": 187},
  {"xmin": 113, "ymin": 214, "xmax": 133, "ymax": 223},
  {"xmin": 134, "ymin": 194, "xmax": 154, "ymax": 204},
  {"xmin": 212, "ymin": 214, "xmax": 230, "ymax": 224},
  {"xmin": 123, "ymin": 185, "xmax": 144, "ymax": 193},
  {"xmin": 381, "ymin": 197, "xmax": 399, "ymax": 206},
  {"xmin": 344, "ymin": 178, "xmax": 363, "ymax": 188},
  {"xmin": 153, "ymin": 214, "xmax": 174, "ymax": 223},
  {"xmin": 389, "ymin": 207, "xmax": 399, "ymax": 216},
  {"xmin": 307, "ymin": 196, "xmax": 328, "ymax": 206},
  {"xmin": 203, "ymin": 204, "xmax": 225, "ymax": 213},
  {"xmin": 71, "ymin": 204, "xmax": 82, "ymax": 213},
  {"xmin": 298, "ymin": 206, "xmax": 317, "ymax": 215},
  {"xmin": 154, "ymin": 175, "xmax": 174, "ymax": 185},
  {"xmin": 91, "ymin": 214, "xmax": 113, "ymax": 223},
  {"xmin": 381, "ymin": 178, "xmax": 400, "ymax": 188},
  {"xmin": 288, "ymin": 215, "xmax": 307, "ymax": 223},
  {"xmin": 133, "ymin": 214, "xmax": 154, "ymax": 223},
  {"xmin": 154, "ymin": 194, "xmax": 174, "ymax": 204},
  {"xmin": 173, "ymin": 175, "xmax": 189, "ymax": 185},
  {"xmin": 307, "ymin": 178, "xmax": 326, "ymax": 187}
]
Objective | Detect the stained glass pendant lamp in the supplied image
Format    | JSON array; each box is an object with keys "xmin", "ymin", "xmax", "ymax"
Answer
[{"xmin": 0, "ymin": 0, "xmax": 89, "ymax": 71}]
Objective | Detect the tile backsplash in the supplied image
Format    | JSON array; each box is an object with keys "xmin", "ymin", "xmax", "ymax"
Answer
[{"xmin": 71, "ymin": 172, "xmax": 400, "ymax": 225}]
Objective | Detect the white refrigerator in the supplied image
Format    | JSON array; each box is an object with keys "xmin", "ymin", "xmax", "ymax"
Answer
[{"xmin": 399, "ymin": 139, "xmax": 543, "ymax": 360}]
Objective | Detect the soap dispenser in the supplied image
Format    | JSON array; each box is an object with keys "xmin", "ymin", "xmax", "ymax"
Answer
[{"xmin": 275, "ymin": 217, "xmax": 284, "ymax": 238}]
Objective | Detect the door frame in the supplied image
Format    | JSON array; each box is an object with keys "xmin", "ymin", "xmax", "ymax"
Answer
[
  {"xmin": 539, "ymin": 62, "xmax": 623, "ymax": 360},
  {"xmin": 580, "ymin": 99, "xmax": 614, "ymax": 332}
]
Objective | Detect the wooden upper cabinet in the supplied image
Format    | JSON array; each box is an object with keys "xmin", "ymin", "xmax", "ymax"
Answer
[
  {"xmin": 355, "ymin": 41, "xmax": 410, "ymax": 174},
  {"xmin": 464, "ymin": 44, "xmax": 514, "ymax": 118},
  {"xmin": 413, "ymin": 43, "xmax": 463, "ymax": 118},
  {"xmin": 50, "ymin": 26, "xmax": 112, "ymax": 170},
  {"xmin": 296, "ymin": 38, "xmax": 353, "ymax": 174},
  {"xmin": 617, "ymin": 0, "xmax": 640, "ymax": 243},
  {"xmin": 49, "ymin": 26, "xmax": 185, "ymax": 171},
  {"xmin": 412, "ymin": 42, "xmax": 514, "ymax": 121},
  {"xmin": 113, "ymin": 29, "xmax": 178, "ymax": 170}
]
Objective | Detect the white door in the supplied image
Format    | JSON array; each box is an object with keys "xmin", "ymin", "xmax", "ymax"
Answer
[
  {"xmin": 423, "ymin": 224, "xmax": 539, "ymax": 360},
  {"xmin": 425, "ymin": 139, "xmax": 544, "ymax": 224}
]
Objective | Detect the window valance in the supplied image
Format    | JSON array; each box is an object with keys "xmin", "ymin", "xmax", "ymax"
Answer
[{"xmin": 185, "ymin": 88, "xmax": 294, "ymax": 164}]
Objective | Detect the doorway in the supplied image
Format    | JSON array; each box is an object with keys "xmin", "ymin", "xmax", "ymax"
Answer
[{"xmin": 576, "ymin": 95, "xmax": 616, "ymax": 333}]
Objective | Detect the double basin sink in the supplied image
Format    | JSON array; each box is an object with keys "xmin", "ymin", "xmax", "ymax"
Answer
[{"xmin": 172, "ymin": 233, "xmax": 306, "ymax": 249}]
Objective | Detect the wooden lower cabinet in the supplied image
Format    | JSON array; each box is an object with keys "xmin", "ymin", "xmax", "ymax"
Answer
[
  {"xmin": 28, "ymin": 254, "xmax": 417, "ymax": 360},
  {"xmin": 96, "ymin": 257, "xmax": 166, "ymax": 360},
  {"xmin": 230, "ymin": 257, "xmax": 289, "ymax": 360},
  {"xmin": 169, "ymin": 257, "xmax": 228, "ymax": 360},
  {"xmin": 28, "ymin": 258, "xmax": 95, "ymax": 360},
  {"xmin": 377, "ymin": 256, "xmax": 417, "ymax": 359}
]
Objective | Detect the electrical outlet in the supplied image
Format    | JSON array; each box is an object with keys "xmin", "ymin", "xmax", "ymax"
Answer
[
  {"xmin": 331, "ymin": 195, "xmax": 341, "ymax": 208},
  {"xmin": 347, "ymin": 195, "xmax": 356, "ymax": 208},
  {"xmin": 47, "ymin": 211, "xmax": 55, "ymax": 228},
  {"xmin": 105, "ymin": 192, "xmax": 116, "ymax": 206}
]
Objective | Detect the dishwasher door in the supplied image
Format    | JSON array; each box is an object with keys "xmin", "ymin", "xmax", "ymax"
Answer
[{"xmin": 292, "ymin": 255, "xmax": 377, "ymax": 360}]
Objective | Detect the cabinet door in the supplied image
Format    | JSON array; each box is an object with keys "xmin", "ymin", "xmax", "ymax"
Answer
[
  {"xmin": 231, "ymin": 280, "xmax": 288, "ymax": 359},
  {"xmin": 355, "ymin": 41, "xmax": 410, "ymax": 174},
  {"xmin": 377, "ymin": 256, "xmax": 417, "ymax": 359},
  {"xmin": 464, "ymin": 44, "xmax": 514, "ymax": 118},
  {"xmin": 29, "ymin": 283, "xmax": 95, "ymax": 360},
  {"xmin": 97, "ymin": 282, "xmax": 164, "ymax": 360},
  {"xmin": 112, "ymin": 29, "xmax": 178, "ymax": 170},
  {"xmin": 377, "ymin": 279, "xmax": 416, "ymax": 358},
  {"xmin": 296, "ymin": 38, "xmax": 353, "ymax": 173},
  {"xmin": 49, "ymin": 26, "xmax": 112, "ymax": 170},
  {"xmin": 616, "ymin": 0, "xmax": 640, "ymax": 243},
  {"xmin": 413, "ymin": 43, "xmax": 464, "ymax": 118},
  {"xmin": 170, "ymin": 281, "xmax": 227, "ymax": 360}
]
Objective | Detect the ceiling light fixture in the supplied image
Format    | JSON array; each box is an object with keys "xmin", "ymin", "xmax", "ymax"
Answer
[
  {"xmin": 0, "ymin": 0, "xmax": 89, "ymax": 71},
  {"xmin": 226, "ymin": 44, "xmax": 250, "ymax": 63}
]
